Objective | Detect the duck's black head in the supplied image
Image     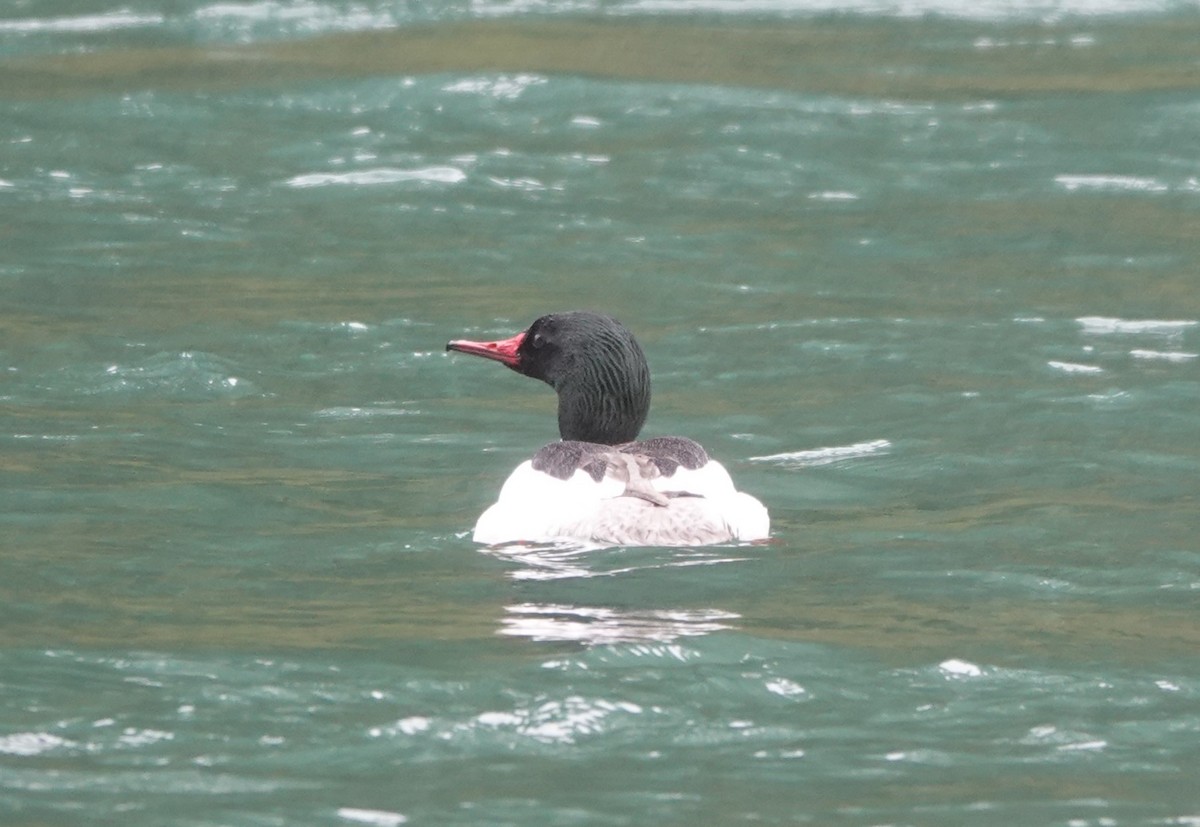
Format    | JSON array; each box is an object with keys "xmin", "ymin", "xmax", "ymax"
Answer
[{"xmin": 447, "ymin": 311, "xmax": 651, "ymax": 445}]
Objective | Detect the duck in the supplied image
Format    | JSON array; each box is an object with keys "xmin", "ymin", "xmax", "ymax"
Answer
[{"xmin": 446, "ymin": 311, "xmax": 769, "ymax": 547}]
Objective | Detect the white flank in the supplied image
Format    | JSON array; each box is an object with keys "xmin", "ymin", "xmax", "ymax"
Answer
[{"xmin": 473, "ymin": 458, "xmax": 768, "ymax": 547}]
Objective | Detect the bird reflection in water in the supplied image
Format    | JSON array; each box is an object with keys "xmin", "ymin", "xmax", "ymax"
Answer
[
  {"xmin": 484, "ymin": 542, "xmax": 747, "ymax": 644},
  {"xmin": 500, "ymin": 603, "xmax": 740, "ymax": 645}
]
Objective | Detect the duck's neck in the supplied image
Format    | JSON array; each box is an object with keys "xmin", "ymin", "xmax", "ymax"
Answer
[{"xmin": 554, "ymin": 349, "xmax": 651, "ymax": 445}]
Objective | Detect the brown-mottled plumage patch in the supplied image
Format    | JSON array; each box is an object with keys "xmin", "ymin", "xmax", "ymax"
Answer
[{"xmin": 531, "ymin": 437, "xmax": 709, "ymax": 482}]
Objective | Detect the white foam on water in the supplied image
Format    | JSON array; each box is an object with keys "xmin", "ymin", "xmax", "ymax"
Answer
[
  {"xmin": 750, "ymin": 439, "xmax": 892, "ymax": 468},
  {"xmin": 1048, "ymin": 360, "xmax": 1104, "ymax": 374},
  {"xmin": 1077, "ymin": 317, "xmax": 1197, "ymax": 336},
  {"xmin": 286, "ymin": 167, "xmax": 466, "ymax": 188}
]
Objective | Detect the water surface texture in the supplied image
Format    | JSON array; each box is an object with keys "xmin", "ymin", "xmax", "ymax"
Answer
[{"xmin": 3, "ymin": 1, "xmax": 1200, "ymax": 825}]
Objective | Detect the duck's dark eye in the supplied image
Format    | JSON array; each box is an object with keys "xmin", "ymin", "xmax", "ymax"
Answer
[{"xmin": 530, "ymin": 333, "xmax": 546, "ymax": 349}]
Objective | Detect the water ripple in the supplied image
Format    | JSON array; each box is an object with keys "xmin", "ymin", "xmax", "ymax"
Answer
[
  {"xmin": 750, "ymin": 439, "xmax": 892, "ymax": 468},
  {"xmin": 0, "ymin": 732, "xmax": 74, "ymax": 756},
  {"xmin": 1077, "ymin": 316, "xmax": 1198, "ymax": 336},
  {"xmin": 1130, "ymin": 349, "xmax": 1197, "ymax": 363},
  {"xmin": 443, "ymin": 74, "xmax": 547, "ymax": 100},
  {"xmin": 337, "ymin": 807, "xmax": 408, "ymax": 826},
  {"xmin": 500, "ymin": 603, "xmax": 740, "ymax": 644},
  {"xmin": 92, "ymin": 351, "xmax": 254, "ymax": 398},
  {"xmin": 483, "ymin": 543, "xmax": 751, "ymax": 581},
  {"xmin": 285, "ymin": 167, "xmax": 467, "ymax": 188},
  {"xmin": 0, "ymin": 12, "xmax": 164, "ymax": 34},
  {"xmin": 1056, "ymin": 174, "xmax": 1170, "ymax": 193},
  {"xmin": 1047, "ymin": 360, "xmax": 1104, "ymax": 375}
]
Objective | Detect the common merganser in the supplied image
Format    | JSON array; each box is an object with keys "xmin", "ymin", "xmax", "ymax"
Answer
[{"xmin": 446, "ymin": 311, "xmax": 769, "ymax": 547}]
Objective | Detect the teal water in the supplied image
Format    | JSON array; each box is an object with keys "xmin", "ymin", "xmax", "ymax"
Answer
[{"xmin": 3, "ymin": 2, "xmax": 1200, "ymax": 825}]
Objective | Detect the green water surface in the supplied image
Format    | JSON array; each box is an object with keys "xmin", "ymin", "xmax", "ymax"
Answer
[{"xmin": 2, "ymin": 5, "xmax": 1199, "ymax": 826}]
